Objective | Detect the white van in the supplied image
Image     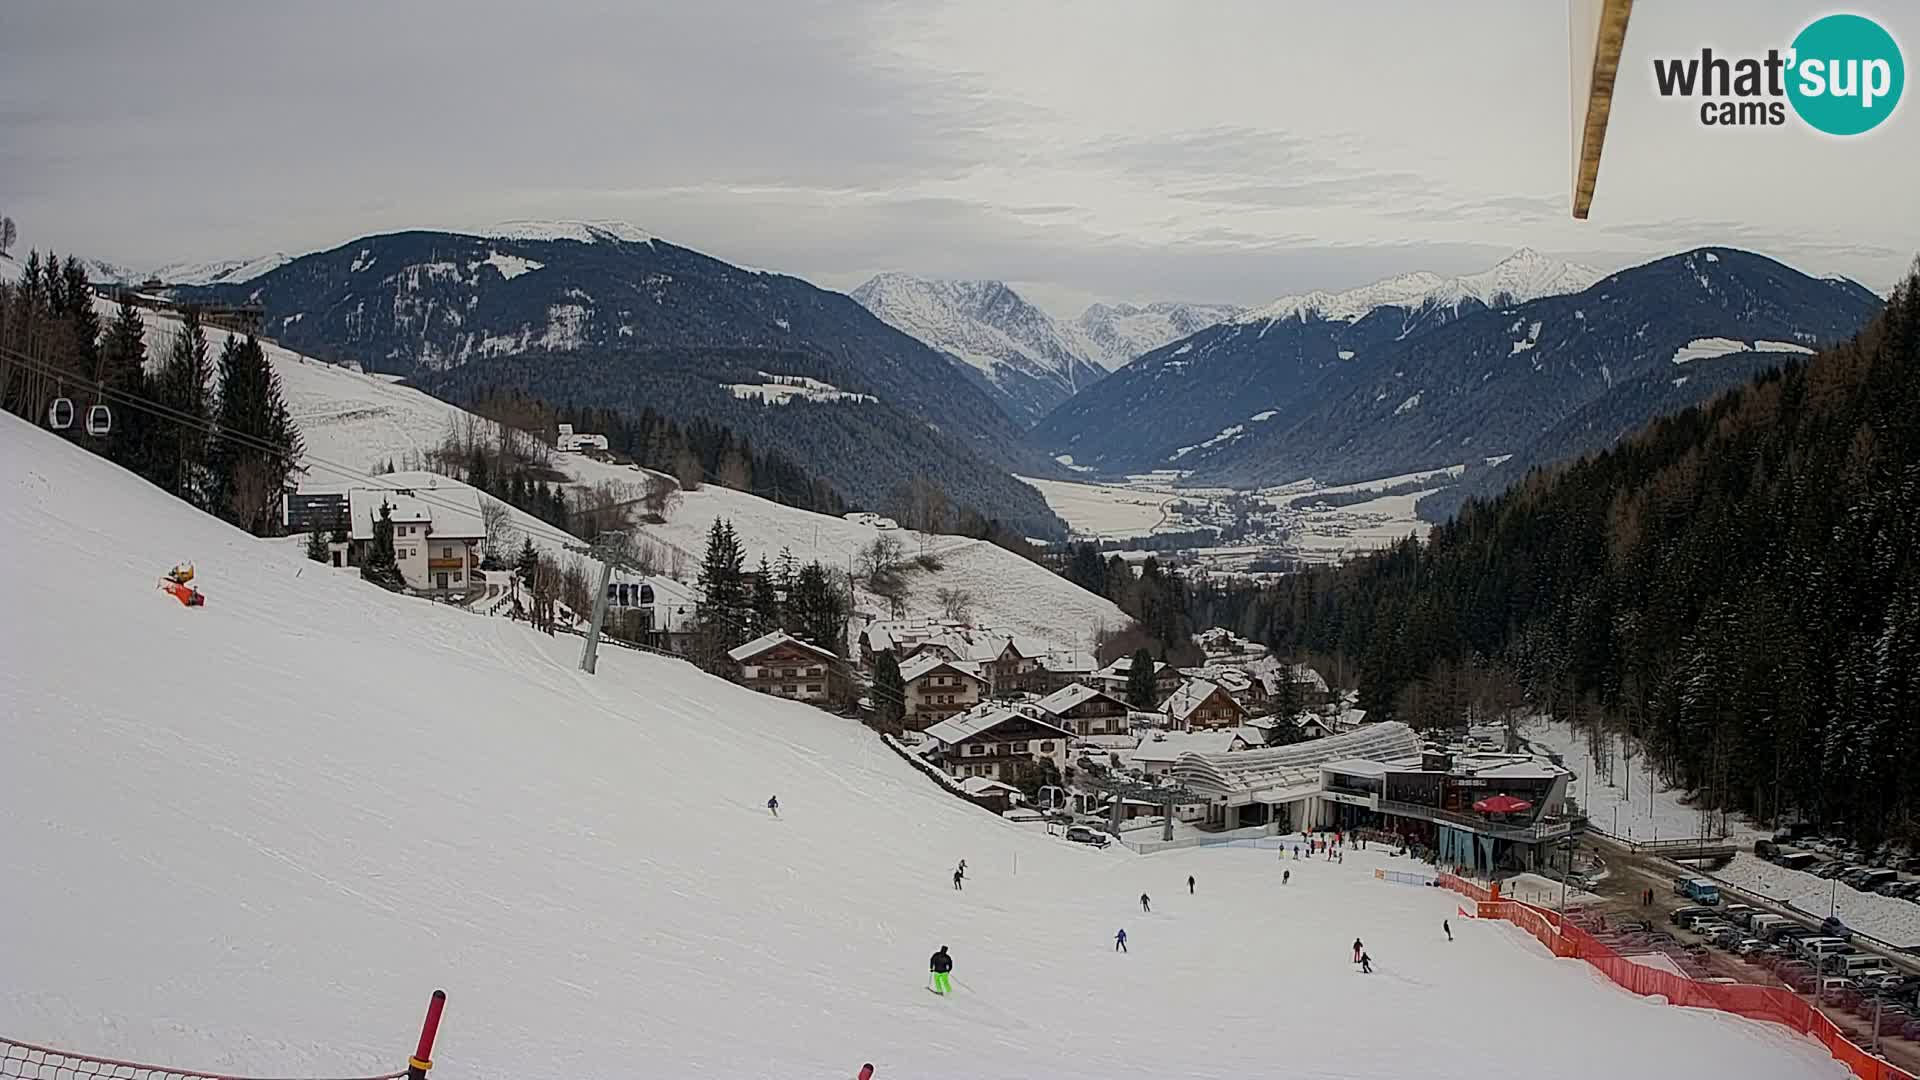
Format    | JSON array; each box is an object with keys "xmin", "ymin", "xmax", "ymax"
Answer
[
  {"xmin": 1828, "ymin": 953, "xmax": 1890, "ymax": 977},
  {"xmin": 1796, "ymin": 936, "xmax": 1850, "ymax": 962},
  {"xmin": 1749, "ymin": 914, "xmax": 1788, "ymax": 939}
]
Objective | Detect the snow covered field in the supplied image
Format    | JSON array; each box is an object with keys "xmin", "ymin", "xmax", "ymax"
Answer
[
  {"xmin": 0, "ymin": 415, "xmax": 1846, "ymax": 1080},
  {"xmin": 1016, "ymin": 475, "xmax": 1171, "ymax": 538},
  {"xmin": 1716, "ymin": 854, "xmax": 1920, "ymax": 949},
  {"xmin": 1023, "ymin": 472, "xmax": 1436, "ymax": 567},
  {"xmin": 1522, "ymin": 720, "xmax": 1765, "ymax": 845}
]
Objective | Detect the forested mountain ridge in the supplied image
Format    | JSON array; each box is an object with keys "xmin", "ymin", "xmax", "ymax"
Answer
[
  {"xmin": 173, "ymin": 225, "xmax": 1066, "ymax": 536},
  {"xmin": 1031, "ymin": 249, "xmax": 1881, "ymax": 505},
  {"xmin": 1203, "ymin": 265, "xmax": 1919, "ymax": 844}
]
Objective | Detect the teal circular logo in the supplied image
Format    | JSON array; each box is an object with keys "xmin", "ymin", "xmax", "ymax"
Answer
[{"xmin": 1787, "ymin": 14, "xmax": 1904, "ymax": 135}]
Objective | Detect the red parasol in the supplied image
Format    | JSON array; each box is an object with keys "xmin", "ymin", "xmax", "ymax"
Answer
[{"xmin": 1473, "ymin": 794, "xmax": 1533, "ymax": 814}]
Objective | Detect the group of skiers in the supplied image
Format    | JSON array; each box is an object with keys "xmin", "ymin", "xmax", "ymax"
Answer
[{"xmin": 753, "ymin": 803, "xmax": 1458, "ymax": 1002}]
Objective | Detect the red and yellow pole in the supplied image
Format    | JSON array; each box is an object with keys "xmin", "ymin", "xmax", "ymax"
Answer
[{"xmin": 408, "ymin": 990, "xmax": 447, "ymax": 1080}]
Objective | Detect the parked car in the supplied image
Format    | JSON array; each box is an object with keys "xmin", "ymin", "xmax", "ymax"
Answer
[
  {"xmin": 1876, "ymin": 1008, "xmax": 1912, "ymax": 1035},
  {"xmin": 1733, "ymin": 937, "xmax": 1767, "ymax": 955},
  {"xmin": 1669, "ymin": 905, "xmax": 1713, "ymax": 927},
  {"xmin": 1814, "ymin": 861, "xmax": 1847, "ymax": 879},
  {"xmin": 1776, "ymin": 852, "xmax": 1820, "ymax": 872},
  {"xmin": 1063, "ymin": 825, "xmax": 1111, "ymax": 848},
  {"xmin": 1720, "ymin": 904, "xmax": 1759, "ymax": 928}
]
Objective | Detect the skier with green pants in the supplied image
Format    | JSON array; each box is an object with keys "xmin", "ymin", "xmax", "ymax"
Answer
[{"xmin": 929, "ymin": 945, "xmax": 954, "ymax": 994}]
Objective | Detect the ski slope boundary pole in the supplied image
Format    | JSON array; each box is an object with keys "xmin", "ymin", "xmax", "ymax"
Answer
[{"xmin": 406, "ymin": 990, "xmax": 446, "ymax": 1080}]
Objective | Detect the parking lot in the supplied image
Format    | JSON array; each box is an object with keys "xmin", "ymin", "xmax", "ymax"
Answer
[
  {"xmin": 1758, "ymin": 833, "xmax": 1920, "ymax": 905},
  {"xmin": 1581, "ymin": 833, "xmax": 1920, "ymax": 1073}
]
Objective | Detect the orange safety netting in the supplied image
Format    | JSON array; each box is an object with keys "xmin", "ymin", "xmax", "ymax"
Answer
[{"xmin": 1431, "ymin": 877, "xmax": 1916, "ymax": 1080}]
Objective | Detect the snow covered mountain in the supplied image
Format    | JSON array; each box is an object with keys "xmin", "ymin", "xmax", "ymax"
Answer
[
  {"xmin": 148, "ymin": 253, "xmax": 294, "ymax": 285},
  {"xmin": 1234, "ymin": 248, "xmax": 1601, "ymax": 326},
  {"xmin": 0, "ymin": 411, "xmax": 1850, "ymax": 1080},
  {"xmin": 74, "ymin": 253, "xmax": 293, "ymax": 286},
  {"xmin": 1068, "ymin": 300, "xmax": 1245, "ymax": 371},
  {"xmin": 173, "ymin": 223, "xmax": 1066, "ymax": 536},
  {"xmin": 850, "ymin": 273, "xmax": 1107, "ymax": 425},
  {"xmin": 1030, "ymin": 248, "xmax": 1882, "ymax": 495}
]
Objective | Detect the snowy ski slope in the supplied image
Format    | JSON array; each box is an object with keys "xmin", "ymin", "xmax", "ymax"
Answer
[{"xmin": 0, "ymin": 415, "xmax": 1846, "ymax": 1079}]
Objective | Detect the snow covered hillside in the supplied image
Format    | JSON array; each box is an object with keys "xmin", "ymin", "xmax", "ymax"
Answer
[
  {"xmin": 850, "ymin": 273, "xmax": 1106, "ymax": 424},
  {"xmin": 571, "ymin": 454, "xmax": 1131, "ymax": 651},
  {"xmin": 105, "ymin": 300, "xmax": 1124, "ymax": 650},
  {"xmin": 0, "ymin": 415, "xmax": 1842, "ymax": 1079}
]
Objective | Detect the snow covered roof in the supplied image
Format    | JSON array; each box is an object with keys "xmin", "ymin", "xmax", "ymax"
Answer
[
  {"xmin": 1072, "ymin": 734, "xmax": 1139, "ymax": 751},
  {"xmin": 1322, "ymin": 758, "xmax": 1392, "ymax": 778},
  {"xmin": 1159, "ymin": 679, "xmax": 1243, "ymax": 724},
  {"xmin": 1172, "ymin": 722, "xmax": 1423, "ymax": 799},
  {"xmin": 1035, "ymin": 682, "xmax": 1126, "ymax": 716},
  {"xmin": 922, "ymin": 707, "xmax": 1072, "ymax": 748},
  {"xmin": 1097, "ymin": 656, "xmax": 1169, "ymax": 678},
  {"xmin": 1233, "ymin": 726, "xmax": 1271, "ymax": 749},
  {"xmin": 726, "ymin": 631, "xmax": 837, "ymax": 665},
  {"xmin": 864, "ymin": 624, "xmax": 895, "ymax": 653},
  {"xmin": 339, "ymin": 475, "xmax": 486, "ymax": 541},
  {"xmin": 899, "ymin": 653, "xmax": 985, "ymax": 686},
  {"xmin": 1132, "ymin": 731, "xmax": 1240, "ymax": 764},
  {"xmin": 1462, "ymin": 760, "xmax": 1568, "ymax": 782},
  {"xmin": 959, "ymin": 776, "xmax": 1022, "ymax": 798}
]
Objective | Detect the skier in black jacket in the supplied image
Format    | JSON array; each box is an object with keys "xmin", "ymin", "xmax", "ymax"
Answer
[{"xmin": 929, "ymin": 946, "xmax": 954, "ymax": 995}]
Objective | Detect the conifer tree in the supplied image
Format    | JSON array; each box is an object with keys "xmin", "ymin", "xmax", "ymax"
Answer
[
  {"xmin": 750, "ymin": 554, "xmax": 779, "ymax": 635},
  {"xmin": 306, "ymin": 527, "xmax": 331, "ymax": 563},
  {"xmin": 153, "ymin": 309, "xmax": 213, "ymax": 507},
  {"xmin": 872, "ymin": 651, "xmax": 906, "ymax": 734},
  {"xmin": 694, "ymin": 518, "xmax": 748, "ymax": 664},
  {"xmin": 789, "ymin": 561, "xmax": 847, "ymax": 656},
  {"xmin": 359, "ymin": 501, "xmax": 407, "ymax": 591},
  {"xmin": 98, "ymin": 295, "xmax": 151, "ymax": 474},
  {"xmin": 516, "ymin": 537, "xmax": 539, "ymax": 586},
  {"xmin": 210, "ymin": 334, "xmax": 301, "ymax": 534},
  {"xmin": 1126, "ymin": 647, "xmax": 1158, "ymax": 709}
]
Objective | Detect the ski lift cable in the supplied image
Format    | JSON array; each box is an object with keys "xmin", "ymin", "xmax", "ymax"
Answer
[
  {"xmin": 2, "ymin": 344, "xmax": 590, "ymax": 553},
  {"xmin": 7, "ymin": 348, "xmax": 920, "ymax": 708}
]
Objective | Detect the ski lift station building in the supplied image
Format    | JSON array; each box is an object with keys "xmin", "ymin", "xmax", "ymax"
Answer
[{"xmin": 1170, "ymin": 721, "xmax": 1582, "ymax": 875}]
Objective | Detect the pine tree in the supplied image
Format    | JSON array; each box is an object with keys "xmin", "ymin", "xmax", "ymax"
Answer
[
  {"xmin": 152, "ymin": 309, "xmax": 213, "ymax": 506},
  {"xmin": 98, "ymin": 295, "xmax": 151, "ymax": 474},
  {"xmin": 872, "ymin": 651, "xmax": 906, "ymax": 734},
  {"xmin": 359, "ymin": 501, "xmax": 407, "ymax": 591},
  {"xmin": 790, "ymin": 561, "xmax": 847, "ymax": 657},
  {"xmin": 750, "ymin": 554, "xmax": 779, "ymax": 635},
  {"xmin": 306, "ymin": 527, "xmax": 331, "ymax": 563},
  {"xmin": 1270, "ymin": 660, "xmax": 1303, "ymax": 722},
  {"xmin": 694, "ymin": 518, "xmax": 748, "ymax": 667},
  {"xmin": 516, "ymin": 537, "xmax": 539, "ymax": 586},
  {"xmin": 1126, "ymin": 647, "xmax": 1158, "ymax": 709},
  {"xmin": 209, "ymin": 334, "xmax": 302, "ymax": 534}
]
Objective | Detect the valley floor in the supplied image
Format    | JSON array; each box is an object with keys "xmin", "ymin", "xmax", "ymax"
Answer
[{"xmin": 0, "ymin": 414, "xmax": 1845, "ymax": 1080}]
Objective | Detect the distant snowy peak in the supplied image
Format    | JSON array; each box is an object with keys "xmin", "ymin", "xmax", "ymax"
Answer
[
  {"xmin": 73, "ymin": 254, "xmax": 293, "ymax": 286},
  {"xmin": 482, "ymin": 220, "xmax": 656, "ymax": 246},
  {"xmin": 851, "ymin": 272, "xmax": 1104, "ymax": 423},
  {"xmin": 1237, "ymin": 248, "xmax": 1603, "ymax": 326},
  {"xmin": 151, "ymin": 253, "xmax": 293, "ymax": 286},
  {"xmin": 1070, "ymin": 300, "xmax": 1245, "ymax": 370}
]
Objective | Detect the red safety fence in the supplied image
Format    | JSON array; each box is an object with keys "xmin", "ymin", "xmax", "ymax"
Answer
[
  {"xmin": 3, "ymin": 992, "xmax": 445, "ymax": 1080},
  {"xmin": 1434, "ymin": 876, "xmax": 1914, "ymax": 1080}
]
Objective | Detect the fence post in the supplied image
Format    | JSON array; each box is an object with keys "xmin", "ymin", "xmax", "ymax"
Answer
[{"xmin": 408, "ymin": 990, "xmax": 447, "ymax": 1080}]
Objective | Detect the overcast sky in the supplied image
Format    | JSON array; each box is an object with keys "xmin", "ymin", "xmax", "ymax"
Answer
[{"xmin": 3, "ymin": 1, "xmax": 1915, "ymax": 318}]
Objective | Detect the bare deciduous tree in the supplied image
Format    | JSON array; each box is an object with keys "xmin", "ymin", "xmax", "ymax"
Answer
[
  {"xmin": 935, "ymin": 586, "xmax": 974, "ymax": 623},
  {"xmin": 0, "ymin": 216, "xmax": 16, "ymax": 256}
]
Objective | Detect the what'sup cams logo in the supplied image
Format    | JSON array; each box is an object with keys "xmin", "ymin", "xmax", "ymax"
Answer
[{"xmin": 1653, "ymin": 13, "xmax": 1904, "ymax": 134}]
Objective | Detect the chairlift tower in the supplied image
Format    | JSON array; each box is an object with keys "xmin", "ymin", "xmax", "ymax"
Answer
[{"xmin": 1083, "ymin": 773, "xmax": 1204, "ymax": 842}]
